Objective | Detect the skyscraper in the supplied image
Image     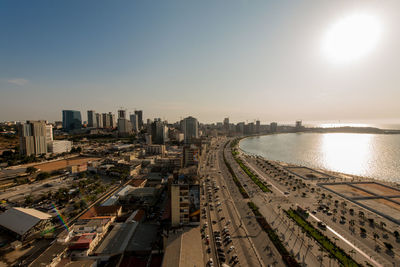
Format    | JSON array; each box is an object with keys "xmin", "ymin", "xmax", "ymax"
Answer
[
  {"xmin": 19, "ymin": 120, "xmax": 47, "ymax": 156},
  {"xmin": 117, "ymin": 109, "xmax": 131, "ymax": 135},
  {"xmin": 62, "ymin": 110, "xmax": 82, "ymax": 131},
  {"xmin": 151, "ymin": 119, "xmax": 168, "ymax": 144},
  {"xmin": 135, "ymin": 110, "xmax": 143, "ymax": 129},
  {"xmin": 109, "ymin": 112, "xmax": 116, "ymax": 128},
  {"xmin": 130, "ymin": 114, "xmax": 138, "ymax": 132},
  {"xmin": 270, "ymin": 122, "xmax": 278, "ymax": 133},
  {"xmin": 96, "ymin": 113, "xmax": 103, "ymax": 129},
  {"xmin": 223, "ymin": 117, "xmax": 229, "ymax": 132},
  {"xmin": 256, "ymin": 120, "xmax": 260, "ymax": 134},
  {"xmin": 118, "ymin": 109, "xmax": 126, "ymax": 119},
  {"xmin": 182, "ymin": 116, "xmax": 199, "ymax": 144},
  {"xmin": 45, "ymin": 124, "xmax": 53, "ymax": 144},
  {"xmin": 87, "ymin": 110, "xmax": 97, "ymax": 128},
  {"xmin": 102, "ymin": 113, "xmax": 111, "ymax": 128}
]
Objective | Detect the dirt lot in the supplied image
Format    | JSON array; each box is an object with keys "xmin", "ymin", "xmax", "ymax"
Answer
[
  {"xmin": 34, "ymin": 157, "xmax": 100, "ymax": 172},
  {"xmin": 324, "ymin": 184, "xmax": 374, "ymax": 198},
  {"xmin": 391, "ymin": 198, "xmax": 400, "ymax": 203},
  {"xmin": 355, "ymin": 183, "xmax": 400, "ymax": 197},
  {"xmin": 358, "ymin": 198, "xmax": 400, "ymax": 221}
]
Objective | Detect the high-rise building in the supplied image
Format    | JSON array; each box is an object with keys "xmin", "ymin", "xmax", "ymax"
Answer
[
  {"xmin": 118, "ymin": 118, "xmax": 131, "ymax": 135},
  {"xmin": 151, "ymin": 119, "xmax": 168, "ymax": 144},
  {"xmin": 109, "ymin": 112, "xmax": 116, "ymax": 128},
  {"xmin": 182, "ymin": 116, "xmax": 198, "ymax": 144},
  {"xmin": 118, "ymin": 110, "xmax": 126, "ymax": 119},
  {"xmin": 87, "ymin": 110, "xmax": 97, "ymax": 128},
  {"xmin": 135, "ymin": 110, "xmax": 143, "ymax": 129},
  {"xmin": 117, "ymin": 109, "xmax": 131, "ymax": 135},
  {"xmin": 62, "ymin": 110, "xmax": 82, "ymax": 131},
  {"xmin": 130, "ymin": 114, "xmax": 138, "ymax": 132},
  {"xmin": 236, "ymin": 122, "xmax": 245, "ymax": 134},
  {"xmin": 296, "ymin": 120, "xmax": 302, "ymax": 131},
  {"xmin": 270, "ymin": 122, "xmax": 278, "ymax": 133},
  {"xmin": 102, "ymin": 113, "xmax": 111, "ymax": 128},
  {"xmin": 171, "ymin": 183, "xmax": 200, "ymax": 227},
  {"xmin": 96, "ymin": 113, "xmax": 103, "ymax": 129},
  {"xmin": 256, "ymin": 120, "xmax": 261, "ymax": 134},
  {"xmin": 45, "ymin": 124, "xmax": 53, "ymax": 144},
  {"xmin": 223, "ymin": 117, "xmax": 229, "ymax": 132},
  {"xmin": 19, "ymin": 121, "xmax": 48, "ymax": 156}
]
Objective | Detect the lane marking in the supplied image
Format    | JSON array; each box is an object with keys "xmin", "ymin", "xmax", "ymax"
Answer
[{"xmin": 308, "ymin": 213, "xmax": 383, "ymax": 267}]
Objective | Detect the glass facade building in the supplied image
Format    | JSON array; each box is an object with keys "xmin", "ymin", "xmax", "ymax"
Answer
[{"xmin": 62, "ymin": 110, "xmax": 82, "ymax": 131}]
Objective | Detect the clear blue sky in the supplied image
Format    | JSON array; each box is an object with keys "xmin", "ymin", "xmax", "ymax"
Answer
[{"xmin": 1, "ymin": 0, "xmax": 400, "ymax": 124}]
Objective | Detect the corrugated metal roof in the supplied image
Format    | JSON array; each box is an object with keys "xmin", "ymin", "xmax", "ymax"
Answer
[{"xmin": 0, "ymin": 207, "xmax": 51, "ymax": 236}]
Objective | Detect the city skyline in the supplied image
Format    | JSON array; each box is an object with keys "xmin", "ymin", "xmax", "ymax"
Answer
[{"xmin": 1, "ymin": 1, "xmax": 400, "ymax": 124}]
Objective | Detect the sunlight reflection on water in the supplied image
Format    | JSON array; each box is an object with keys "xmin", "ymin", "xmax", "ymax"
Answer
[{"xmin": 240, "ymin": 133, "xmax": 400, "ymax": 182}]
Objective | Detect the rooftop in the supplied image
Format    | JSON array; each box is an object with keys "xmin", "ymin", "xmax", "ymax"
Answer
[
  {"xmin": 0, "ymin": 207, "xmax": 51, "ymax": 236},
  {"xmin": 162, "ymin": 226, "xmax": 204, "ymax": 267},
  {"xmin": 79, "ymin": 205, "xmax": 121, "ymax": 220}
]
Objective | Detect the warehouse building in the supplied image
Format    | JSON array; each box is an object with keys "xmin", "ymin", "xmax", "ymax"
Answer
[{"xmin": 0, "ymin": 207, "xmax": 52, "ymax": 240}]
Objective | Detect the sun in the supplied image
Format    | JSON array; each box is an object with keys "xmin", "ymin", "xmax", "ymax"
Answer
[{"xmin": 322, "ymin": 13, "xmax": 382, "ymax": 64}]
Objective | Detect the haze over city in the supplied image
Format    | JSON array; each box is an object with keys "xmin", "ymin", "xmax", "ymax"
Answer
[
  {"xmin": 3, "ymin": 1, "xmax": 400, "ymax": 267},
  {"xmin": 1, "ymin": 0, "xmax": 400, "ymax": 124}
]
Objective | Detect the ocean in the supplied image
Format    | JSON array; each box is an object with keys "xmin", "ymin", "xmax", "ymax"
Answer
[{"xmin": 239, "ymin": 133, "xmax": 400, "ymax": 182}]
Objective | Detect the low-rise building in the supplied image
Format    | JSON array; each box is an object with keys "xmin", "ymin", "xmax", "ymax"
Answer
[
  {"xmin": 145, "ymin": 144, "xmax": 166, "ymax": 156},
  {"xmin": 47, "ymin": 140, "xmax": 72, "ymax": 154},
  {"xmin": 0, "ymin": 207, "xmax": 52, "ymax": 240}
]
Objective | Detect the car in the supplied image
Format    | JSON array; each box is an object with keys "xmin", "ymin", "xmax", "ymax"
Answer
[
  {"xmin": 317, "ymin": 221, "xmax": 327, "ymax": 230},
  {"xmin": 284, "ymin": 191, "xmax": 290, "ymax": 195},
  {"xmin": 228, "ymin": 246, "xmax": 235, "ymax": 252},
  {"xmin": 311, "ymin": 210, "xmax": 317, "ymax": 214},
  {"xmin": 220, "ymin": 216, "xmax": 225, "ymax": 221},
  {"xmin": 217, "ymin": 248, "xmax": 224, "ymax": 253},
  {"xmin": 207, "ymin": 247, "xmax": 211, "ymax": 253}
]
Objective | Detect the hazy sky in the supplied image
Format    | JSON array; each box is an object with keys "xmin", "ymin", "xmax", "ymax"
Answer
[{"xmin": 1, "ymin": 0, "xmax": 400, "ymax": 124}]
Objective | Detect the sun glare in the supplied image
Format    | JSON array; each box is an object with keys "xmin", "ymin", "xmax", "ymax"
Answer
[{"xmin": 322, "ymin": 13, "xmax": 381, "ymax": 64}]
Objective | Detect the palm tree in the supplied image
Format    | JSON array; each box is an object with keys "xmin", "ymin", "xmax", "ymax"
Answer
[
  {"xmin": 349, "ymin": 249, "xmax": 356, "ymax": 259},
  {"xmin": 373, "ymin": 232, "xmax": 380, "ymax": 247},
  {"xmin": 318, "ymin": 247, "xmax": 325, "ymax": 267},
  {"xmin": 380, "ymin": 221, "xmax": 386, "ymax": 231}
]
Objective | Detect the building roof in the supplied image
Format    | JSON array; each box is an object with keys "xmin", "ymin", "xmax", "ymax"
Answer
[
  {"xmin": 28, "ymin": 243, "xmax": 67, "ymax": 267},
  {"xmin": 127, "ymin": 179, "xmax": 147, "ymax": 187},
  {"xmin": 0, "ymin": 207, "xmax": 51, "ymax": 236},
  {"xmin": 79, "ymin": 205, "xmax": 121, "ymax": 220},
  {"xmin": 162, "ymin": 226, "xmax": 204, "ymax": 267},
  {"xmin": 117, "ymin": 185, "xmax": 135, "ymax": 197}
]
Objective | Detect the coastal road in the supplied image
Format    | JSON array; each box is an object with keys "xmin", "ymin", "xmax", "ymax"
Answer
[{"xmin": 241, "ymin": 152, "xmax": 395, "ymax": 266}]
